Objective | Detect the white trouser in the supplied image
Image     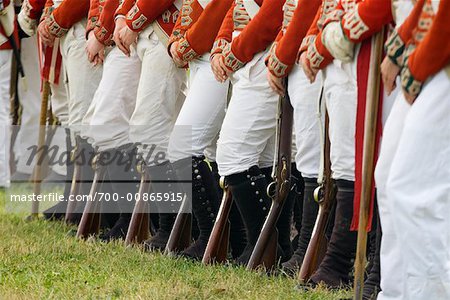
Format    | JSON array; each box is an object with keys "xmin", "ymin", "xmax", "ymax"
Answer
[
  {"xmin": 13, "ymin": 36, "xmax": 40, "ymax": 175},
  {"xmin": 60, "ymin": 20, "xmax": 102, "ymax": 135},
  {"xmin": 323, "ymin": 59, "xmax": 357, "ymax": 181},
  {"xmin": 288, "ymin": 65, "xmax": 322, "ymax": 179},
  {"xmin": 258, "ymin": 133, "xmax": 276, "ymax": 170},
  {"xmin": 204, "ymin": 134, "xmax": 219, "ymax": 162},
  {"xmin": 129, "ymin": 27, "xmax": 186, "ymax": 165},
  {"xmin": 50, "ymin": 70, "xmax": 69, "ymax": 126},
  {"xmin": 15, "ymin": 37, "xmax": 67, "ymax": 176},
  {"xmin": 82, "ymin": 47, "xmax": 141, "ymax": 152},
  {"xmin": 48, "ymin": 77, "xmax": 70, "ymax": 177},
  {"xmin": 168, "ymin": 53, "xmax": 228, "ymax": 163},
  {"xmin": 0, "ymin": 50, "xmax": 12, "ymax": 187},
  {"xmin": 216, "ymin": 49, "xmax": 278, "ymax": 176},
  {"xmin": 383, "ymin": 70, "xmax": 450, "ymax": 299},
  {"xmin": 375, "ymin": 93, "xmax": 411, "ymax": 300}
]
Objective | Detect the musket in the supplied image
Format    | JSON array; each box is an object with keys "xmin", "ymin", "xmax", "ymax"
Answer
[
  {"xmin": 298, "ymin": 95, "xmax": 337, "ymax": 283},
  {"xmin": 247, "ymin": 80, "xmax": 293, "ymax": 271},
  {"xmin": 353, "ymin": 28, "xmax": 385, "ymax": 300},
  {"xmin": 202, "ymin": 177, "xmax": 233, "ymax": 264},
  {"xmin": 202, "ymin": 82, "xmax": 234, "ymax": 264},
  {"xmin": 164, "ymin": 193, "xmax": 193, "ymax": 255},
  {"xmin": 124, "ymin": 161, "xmax": 151, "ymax": 246},
  {"xmin": 76, "ymin": 153, "xmax": 106, "ymax": 239},
  {"xmin": 29, "ymin": 81, "xmax": 51, "ymax": 219},
  {"xmin": 65, "ymin": 136, "xmax": 98, "ymax": 224},
  {"xmin": 65, "ymin": 137, "xmax": 82, "ymax": 224}
]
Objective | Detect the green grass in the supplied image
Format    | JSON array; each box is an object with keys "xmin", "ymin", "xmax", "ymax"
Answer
[{"xmin": 0, "ymin": 188, "xmax": 351, "ymax": 299}]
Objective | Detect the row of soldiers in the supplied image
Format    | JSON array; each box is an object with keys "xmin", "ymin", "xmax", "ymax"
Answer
[{"xmin": 1, "ymin": 0, "xmax": 449, "ymax": 299}]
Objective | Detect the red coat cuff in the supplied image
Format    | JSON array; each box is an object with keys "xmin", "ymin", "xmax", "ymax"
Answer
[
  {"xmin": 211, "ymin": 38, "xmax": 229, "ymax": 59},
  {"xmin": 385, "ymin": 29, "xmax": 406, "ymax": 67},
  {"xmin": 223, "ymin": 42, "xmax": 245, "ymax": 72},
  {"xmin": 307, "ymin": 33, "xmax": 333, "ymax": 70},
  {"xmin": 126, "ymin": 3, "xmax": 149, "ymax": 32},
  {"xmin": 401, "ymin": 64, "xmax": 423, "ymax": 99},
  {"xmin": 176, "ymin": 36, "xmax": 200, "ymax": 62},
  {"xmin": 47, "ymin": 13, "xmax": 69, "ymax": 38},
  {"xmin": 268, "ymin": 43, "xmax": 292, "ymax": 78}
]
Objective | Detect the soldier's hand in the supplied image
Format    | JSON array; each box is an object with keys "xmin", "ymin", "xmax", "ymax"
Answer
[
  {"xmin": 170, "ymin": 41, "xmax": 186, "ymax": 68},
  {"xmin": 86, "ymin": 31, "xmax": 105, "ymax": 66},
  {"xmin": 267, "ymin": 71, "xmax": 285, "ymax": 97},
  {"xmin": 118, "ymin": 26, "xmax": 138, "ymax": 57},
  {"xmin": 114, "ymin": 17, "xmax": 129, "ymax": 56},
  {"xmin": 299, "ymin": 51, "xmax": 317, "ymax": 83},
  {"xmin": 211, "ymin": 54, "xmax": 229, "ymax": 83},
  {"xmin": 381, "ymin": 56, "xmax": 400, "ymax": 96},
  {"xmin": 38, "ymin": 21, "xmax": 54, "ymax": 46},
  {"xmin": 93, "ymin": 55, "xmax": 104, "ymax": 66}
]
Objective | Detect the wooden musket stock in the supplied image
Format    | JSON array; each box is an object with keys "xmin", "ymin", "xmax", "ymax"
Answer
[
  {"xmin": 65, "ymin": 143, "xmax": 81, "ymax": 224},
  {"xmin": 247, "ymin": 81, "xmax": 293, "ymax": 271},
  {"xmin": 165, "ymin": 194, "xmax": 192, "ymax": 255},
  {"xmin": 30, "ymin": 81, "xmax": 51, "ymax": 219},
  {"xmin": 76, "ymin": 155, "xmax": 106, "ymax": 239},
  {"xmin": 298, "ymin": 110, "xmax": 336, "ymax": 283},
  {"xmin": 353, "ymin": 29, "xmax": 385, "ymax": 300},
  {"xmin": 125, "ymin": 162, "xmax": 151, "ymax": 246},
  {"xmin": 202, "ymin": 178, "xmax": 233, "ymax": 264}
]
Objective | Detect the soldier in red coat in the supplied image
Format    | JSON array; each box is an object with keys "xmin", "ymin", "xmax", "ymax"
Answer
[
  {"xmin": 113, "ymin": 0, "xmax": 187, "ymax": 251},
  {"xmin": 210, "ymin": 0, "xmax": 294, "ymax": 265},
  {"xmin": 0, "ymin": 0, "xmax": 16, "ymax": 188},
  {"xmin": 266, "ymin": 0, "xmax": 322, "ymax": 275},
  {"xmin": 165, "ymin": 0, "xmax": 236, "ymax": 260},
  {"xmin": 38, "ymin": 0, "xmax": 102, "ymax": 135},
  {"xmin": 80, "ymin": 0, "xmax": 143, "ymax": 241},
  {"xmin": 377, "ymin": 0, "xmax": 450, "ymax": 298},
  {"xmin": 0, "ymin": 1, "xmax": 65, "ymax": 190}
]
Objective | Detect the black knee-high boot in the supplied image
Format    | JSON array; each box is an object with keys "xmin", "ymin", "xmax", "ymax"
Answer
[
  {"xmin": 43, "ymin": 128, "xmax": 74, "ymax": 220},
  {"xmin": 227, "ymin": 166, "xmax": 273, "ymax": 265},
  {"xmin": 99, "ymin": 144, "xmax": 140, "ymax": 241},
  {"xmin": 143, "ymin": 162, "xmax": 178, "ymax": 251},
  {"xmin": 310, "ymin": 180, "xmax": 357, "ymax": 288},
  {"xmin": 260, "ymin": 166, "xmax": 296, "ymax": 262},
  {"xmin": 281, "ymin": 177, "xmax": 319, "ymax": 275},
  {"xmin": 180, "ymin": 156, "xmax": 220, "ymax": 260},
  {"xmin": 276, "ymin": 184, "xmax": 295, "ymax": 263},
  {"xmin": 276, "ymin": 165, "xmax": 304, "ymax": 262},
  {"xmin": 69, "ymin": 137, "xmax": 96, "ymax": 223},
  {"xmin": 291, "ymin": 165, "xmax": 305, "ymax": 250},
  {"xmin": 63, "ymin": 128, "xmax": 74, "ymax": 202},
  {"xmin": 210, "ymin": 162, "xmax": 247, "ymax": 259}
]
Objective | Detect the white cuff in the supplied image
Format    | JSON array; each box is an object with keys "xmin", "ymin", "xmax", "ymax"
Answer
[
  {"xmin": 114, "ymin": 15, "xmax": 126, "ymax": 22},
  {"xmin": 322, "ymin": 21, "xmax": 354, "ymax": 63},
  {"xmin": 18, "ymin": 10, "xmax": 38, "ymax": 36}
]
